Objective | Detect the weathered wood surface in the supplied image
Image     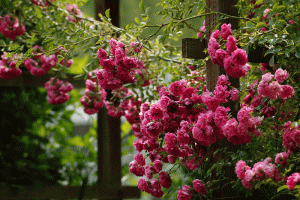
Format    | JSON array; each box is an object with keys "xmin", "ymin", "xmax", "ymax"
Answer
[
  {"xmin": 182, "ymin": 38, "xmax": 207, "ymax": 59},
  {"xmin": 95, "ymin": 1, "xmax": 140, "ymax": 200},
  {"xmin": 206, "ymin": 0, "xmax": 239, "ymax": 92}
]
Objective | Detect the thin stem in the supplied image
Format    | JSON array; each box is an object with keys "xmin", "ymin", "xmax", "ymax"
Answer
[{"xmin": 144, "ymin": 25, "xmax": 164, "ymax": 40}]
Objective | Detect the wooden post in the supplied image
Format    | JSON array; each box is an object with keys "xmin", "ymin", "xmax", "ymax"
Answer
[
  {"xmin": 95, "ymin": 0, "xmax": 119, "ymax": 26},
  {"xmin": 182, "ymin": 0, "xmax": 241, "ymax": 198},
  {"xmin": 94, "ymin": 1, "xmax": 139, "ymax": 200},
  {"xmin": 206, "ymin": 0, "xmax": 239, "ymax": 92},
  {"xmin": 205, "ymin": 1, "xmax": 240, "ymax": 198},
  {"xmin": 95, "ymin": 0, "xmax": 122, "ymax": 199}
]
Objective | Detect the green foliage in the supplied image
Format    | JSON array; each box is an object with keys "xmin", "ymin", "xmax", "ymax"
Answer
[{"xmin": 0, "ymin": 87, "xmax": 64, "ymax": 188}]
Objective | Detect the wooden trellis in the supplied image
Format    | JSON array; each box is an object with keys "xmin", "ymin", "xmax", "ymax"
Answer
[
  {"xmin": 182, "ymin": 0, "xmax": 241, "ymax": 198},
  {"xmin": 0, "ymin": 0, "xmax": 140, "ymax": 199}
]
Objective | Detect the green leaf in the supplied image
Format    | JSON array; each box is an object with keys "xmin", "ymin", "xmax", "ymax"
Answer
[
  {"xmin": 269, "ymin": 55, "xmax": 275, "ymax": 67},
  {"xmin": 286, "ymin": 164, "xmax": 294, "ymax": 173},
  {"xmin": 295, "ymin": 185, "xmax": 300, "ymax": 189},
  {"xmin": 277, "ymin": 185, "xmax": 289, "ymax": 193},
  {"xmin": 0, "ymin": 40, "xmax": 6, "ymax": 46},
  {"xmin": 243, "ymin": 21, "xmax": 254, "ymax": 31},
  {"xmin": 295, "ymin": 51, "xmax": 300, "ymax": 58},
  {"xmin": 68, "ymin": 136, "xmax": 84, "ymax": 147},
  {"xmin": 33, "ymin": 5, "xmax": 43, "ymax": 18},
  {"xmin": 264, "ymin": 48, "xmax": 274, "ymax": 56},
  {"xmin": 105, "ymin": 9, "xmax": 110, "ymax": 19},
  {"xmin": 139, "ymin": 0, "xmax": 145, "ymax": 12},
  {"xmin": 285, "ymin": 46, "xmax": 294, "ymax": 57},
  {"xmin": 135, "ymin": 17, "xmax": 140, "ymax": 24},
  {"xmin": 256, "ymin": 22, "xmax": 266, "ymax": 30},
  {"xmin": 275, "ymin": 5, "xmax": 286, "ymax": 13},
  {"xmin": 255, "ymin": 0, "xmax": 263, "ymax": 5}
]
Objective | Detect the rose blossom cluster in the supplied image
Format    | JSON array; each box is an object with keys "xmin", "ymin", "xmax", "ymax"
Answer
[
  {"xmin": 103, "ymin": 87, "xmax": 133, "ymax": 118},
  {"xmin": 67, "ymin": 4, "xmax": 84, "ymax": 23},
  {"xmin": 137, "ymin": 171, "xmax": 171, "ymax": 198},
  {"xmin": 258, "ymin": 69, "xmax": 294, "ymax": 100},
  {"xmin": 134, "ymin": 150, "xmax": 173, "ymax": 197},
  {"xmin": 96, "ymin": 39, "xmax": 149, "ymax": 90},
  {"xmin": 32, "ymin": 0, "xmax": 55, "ymax": 7},
  {"xmin": 24, "ymin": 45, "xmax": 57, "ymax": 76},
  {"xmin": 80, "ymin": 70, "xmax": 107, "ymax": 114},
  {"xmin": 200, "ymin": 75, "xmax": 262, "ymax": 145},
  {"xmin": 45, "ymin": 77, "xmax": 74, "ymax": 105},
  {"xmin": 28, "ymin": 46, "xmax": 73, "ymax": 76},
  {"xmin": 242, "ymin": 75, "xmax": 293, "ymax": 120},
  {"xmin": 223, "ymin": 105, "xmax": 263, "ymax": 144},
  {"xmin": 104, "ymin": 87, "xmax": 142, "ymax": 123},
  {"xmin": 80, "ymin": 72, "xmax": 143, "ymax": 128},
  {"xmin": 132, "ymin": 79, "xmax": 208, "ymax": 198},
  {"xmin": 197, "ymin": 20, "xmax": 205, "ymax": 39},
  {"xmin": 177, "ymin": 180, "xmax": 207, "ymax": 200},
  {"xmin": 275, "ymin": 151, "xmax": 290, "ymax": 168},
  {"xmin": 236, "ymin": 157, "xmax": 283, "ymax": 189},
  {"xmin": 208, "ymin": 23, "xmax": 250, "ymax": 78},
  {"xmin": 287, "ymin": 173, "xmax": 300, "ymax": 190},
  {"xmin": 282, "ymin": 121, "xmax": 300, "ymax": 152},
  {"xmin": 130, "ymin": 74, "xmax": 263, "ymax": 198},
  {"xmin": 0, "ymin": 52, "xmax": 22, "ymax": 79},
  {"xmin": 0, "ymin": 15, "xmax": 25, "ymax": 40}
]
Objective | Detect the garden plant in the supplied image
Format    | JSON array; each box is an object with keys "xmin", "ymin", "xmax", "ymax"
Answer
[{"xmin": 1, "ymin": 0, "xmax": 300, "ymax": 199}]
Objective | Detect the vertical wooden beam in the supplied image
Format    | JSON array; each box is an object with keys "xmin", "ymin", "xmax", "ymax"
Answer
[
  {"xmin": 95, "ymin": 0, "xmax": 119, "ymax": 26},
  {"xmin": 105, "ymin": 1, "xmax": 119, "ymax": 27},
  {"xmin": 95, "ymin": 0, "xmax": 121, "ymax": 199},
  {"xmin": 205, "ymin": 0, "xmax": 239, "ymax": 92},
  {"xmin": 97, "ymin": 107, "xmax": 122, "ymax": 193},
  {"xmin": 205, "ymin": 0, "xmax": 240, "ymax": 198}
]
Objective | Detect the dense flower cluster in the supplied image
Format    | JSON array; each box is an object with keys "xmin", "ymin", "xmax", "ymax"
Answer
[
  {"xmin": 258, "ymin": 69, "xmax": 294, "ymax": 100},
  {"xmin": 129, "ymin": 73, "xmax": 265, "ymax": 198},
  {"xmin": 24, "ymin": 45, "xmax": 73, "ymax": 76},
  {"xmin": 177, "ymin": 180, "xmax": 207, "ymax": 200},
  {"xmin": 192, "ymin": 179, "xmax": 207, "ymax": 195},
  {"xmin": 32, "ymin": 0, "xmax": 54, "ymax": 7},
  {"xmin": 208, "ymin": 23, "xmax": 250, "ymax": 78},
  {"xmin": 197, "ymin": 20, "xmax": 205, "ymax": 39},
  {"xmin": 96, "ymin": 39, "xmax": 150, "ymax": 90},
  {"xmin": 67, "ymin": 4, "xmax": 84, "ymax": 23},
  {"xmin": 80, "ymin": 70, "xmax": 107, "ymax": 114},
  {"xmin": 0, "ymin": 15, "xmax": 25, "ymax": 40},
  {"xmin": 282, "ymin": 121, "xmax": 300, "ymax": 152},
  {"xmin": 45, "ymin": 77, "xmax": 74, "ymax": 104},
  {"xmin": 236, "ymin": 157, "xmax": 283, "ymax": 189},
  {"xmin": 275, "ymin": 151, "xmax": 290, "ymax": 168},
  {"xmin": 287, "ymin": 173, "xmax": 300, "ymax": 190},
  {"xmin": 104, "ymin": 87, "xmax": 142, "ymax": 121},
  {"xmin": 177, "ymin": 185, "xmax": 192, "ymax": 200},
  {"xmin": 223, "ymin": 105, "xmax": 263, "ymax": 144},
  {"xmin": 24, "ymin": 45, "xmax": 57, "ymax": 76},
  {"xmin": 0, "ymin": 52, "xmax": 22, "ymax": 79}
]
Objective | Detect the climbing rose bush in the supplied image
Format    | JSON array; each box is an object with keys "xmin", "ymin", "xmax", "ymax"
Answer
[
  {"xmin": 2, "ymin": 0, "xmax": 300, "ymax": 199},
  {"xmin": 0, "ymin": 15, "xmax": 25, "ymax": 40}
]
